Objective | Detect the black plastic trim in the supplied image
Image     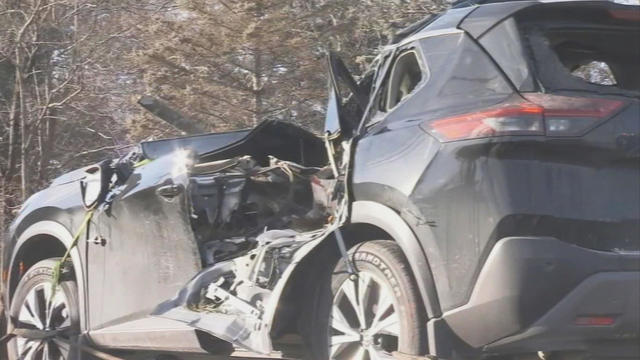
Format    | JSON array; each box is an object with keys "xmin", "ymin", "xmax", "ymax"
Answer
[{"xmin": 443, "ymin": 236, "xmax": 640, "ymax": 348}]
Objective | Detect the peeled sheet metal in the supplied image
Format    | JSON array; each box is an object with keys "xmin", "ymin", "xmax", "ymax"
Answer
[{"xmin": 152, "ymin": 223, "xmax": 344, "ymax": 354}]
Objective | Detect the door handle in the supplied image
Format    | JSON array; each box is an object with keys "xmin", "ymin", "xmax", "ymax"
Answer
[
  {"xmin": 88, "ymin": 236, "xmax": 107, "ymax": 246},
  {"xmin": 156, "ymin": 184, "xmax": 182, "ymax": 199}
]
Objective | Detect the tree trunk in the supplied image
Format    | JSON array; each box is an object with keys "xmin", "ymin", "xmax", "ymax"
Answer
[
  {"xmin": 39, "ymin": 115, "xmax": 56, "ymax": 182},
  {"xmin": 252, "ymin": 49, "xmax": 263, "ymax": 127},
  {"xmin": 17, "ymin": 66, "xmax": 29, "ymax": 201},
  {"xmin": 252, "ymin": 1, "xmax": 265, "ymax": 127},
  {"xmin": 6, "ymin": 68, "xmax": 21, "ymax": 179},
  {"xmin": 0, "ymin": 179, "xmax": 5, "ymax": 234}
]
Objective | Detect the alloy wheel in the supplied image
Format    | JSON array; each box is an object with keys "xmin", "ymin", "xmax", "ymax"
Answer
[
  {"xmin": 329, "ymin": 271, "xmax": 400, "ymax": 360},
  {"xmin": 15, "ymin": 282, "xmax": 72, "ymax": 360}
]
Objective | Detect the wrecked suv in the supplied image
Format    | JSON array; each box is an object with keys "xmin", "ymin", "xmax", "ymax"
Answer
[{"xmin": 3, "ymin": 0, "xmax": 640, "ymax": 359}]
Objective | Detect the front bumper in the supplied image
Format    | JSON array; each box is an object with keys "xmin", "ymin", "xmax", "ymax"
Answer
[{"xmin": 441, "ymin": 237, "xmax": 640, "ymax": 355}]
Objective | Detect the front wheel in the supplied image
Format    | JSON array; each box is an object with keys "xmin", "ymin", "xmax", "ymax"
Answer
[
  {"xmin": 309, "ymin": 240, "xmax": 428, "ymax": 359},
  {"xmin": 7, "ymin": 258, "xmax": 81, "ymax": 360}
]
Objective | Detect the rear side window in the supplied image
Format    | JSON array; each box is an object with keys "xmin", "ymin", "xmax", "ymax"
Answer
[
  {"xmin": 515, "ymin": 3, "xmax": 640, "ymax": 96},
  {"xmin": 386, "ymin": 51, "xmax": 424, "ymax": 110}
]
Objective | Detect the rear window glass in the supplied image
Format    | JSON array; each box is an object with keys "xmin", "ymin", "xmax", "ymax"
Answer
[{"xmin": 515, "ymin": 4, "xmax": 640, "ymax": 97}]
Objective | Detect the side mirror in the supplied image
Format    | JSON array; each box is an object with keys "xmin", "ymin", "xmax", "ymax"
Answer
[{"xmin": 80, "ymin": 162, "xmax": 110, "ymax": 209}]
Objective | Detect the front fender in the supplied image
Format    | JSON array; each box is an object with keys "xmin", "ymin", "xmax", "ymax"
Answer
[{"xmin": 350, "ymin": 200, "xmax": 441, "ymax": 318}]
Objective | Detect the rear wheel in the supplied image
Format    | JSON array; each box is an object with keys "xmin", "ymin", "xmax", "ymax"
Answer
[
  {"xmin": 8, "ymin": 258, "xmax": 81, "ymax": 360},
  {"xmin": 309, "ymin": 240, "xmax": 428, "ymax": 359}
]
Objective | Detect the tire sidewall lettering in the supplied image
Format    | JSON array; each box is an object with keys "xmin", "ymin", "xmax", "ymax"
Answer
[
  {"xmin": 354, "ymin": 251, "xmax": 403, "ymax": 299},
  {"xmin": 25, "ymin": 267, "xmax": 53, "ymax": 281}
]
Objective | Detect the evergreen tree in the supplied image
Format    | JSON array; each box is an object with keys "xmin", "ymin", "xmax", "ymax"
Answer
[{"xmin": 135, "ymin": 0, "xmax": 450, "ymax": 133}]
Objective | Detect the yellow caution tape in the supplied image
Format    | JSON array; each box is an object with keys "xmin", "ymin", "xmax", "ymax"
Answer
[
  {"xmin": 51, "ymin": 209, "xmax": 94, "ymax": 295},
  {"xmin": 133, "ymin": 158, "xmax": 152, "ymax": 168}
]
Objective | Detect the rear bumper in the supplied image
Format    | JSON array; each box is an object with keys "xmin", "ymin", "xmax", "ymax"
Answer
[
  {"xmin": 441, "ymin": 237, "xmax": 640, "ymax": 355},
  {"xmin": 487, "ymin": 271, "xmax": 640, "ymax": 357}
]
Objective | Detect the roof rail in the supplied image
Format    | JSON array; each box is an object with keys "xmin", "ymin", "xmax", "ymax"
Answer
[
  {"xmin": 391, "ymin": 14, "xmax": 441, "ymax": 44},
  {"xmin": 451, "ymin": 0, "xmax": 533, "ymax": 8},
  {"xmin": 391, "ymin": 0, "xmax": 537, "ymax": 45}
]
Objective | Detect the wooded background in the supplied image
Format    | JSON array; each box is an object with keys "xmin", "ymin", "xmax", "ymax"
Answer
[{"xmin": 0, "ymin": 0, "xmax": 450, "ymax": 232}]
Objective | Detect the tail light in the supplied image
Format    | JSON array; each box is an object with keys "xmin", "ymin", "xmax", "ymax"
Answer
[
  {"xmin": 575, "ymin": 315, "xmax": 616, "ymax": 326},
  {"xmin": 526, "ymin": 94, "xmax": 625, "ymax": 136},
  {"xmin": 609, "ymin": 9, "xmax": 640, "ymax": 21},
  {"xmin": 422, "ymin": 94, "xmax": 625, "ymax": 142}
]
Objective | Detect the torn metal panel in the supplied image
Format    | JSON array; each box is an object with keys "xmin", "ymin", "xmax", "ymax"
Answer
[{"xmin": 153, "ymin": 223, "xmax": 345, "ymax": 354}]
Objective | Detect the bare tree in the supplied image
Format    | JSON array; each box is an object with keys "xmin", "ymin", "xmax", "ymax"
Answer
[{"xmin": 0, "ymin": 0, "xmax": 151, "ymax": 226}]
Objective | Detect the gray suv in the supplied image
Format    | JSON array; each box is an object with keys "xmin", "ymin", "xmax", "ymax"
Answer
[{"xmin": 3, "ymin": 0, "xmax": 639, "ymax": 359}]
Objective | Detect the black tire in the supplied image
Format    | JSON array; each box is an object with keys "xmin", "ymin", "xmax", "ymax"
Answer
[
  {"xmin": 7, "ymin": 258, "xmax": 82, "ymax": 360},
  {"xmin": 308, "ymin": 240, "xmax": 428, "ymax": 359}
]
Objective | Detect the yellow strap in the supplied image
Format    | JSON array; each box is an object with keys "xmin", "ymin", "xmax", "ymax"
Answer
[
  {"xmin": 133, "ymin": 158, "xmax": 152, "ymax": 168},
  {"xmin": 51, "ymin": 209, "xmax": 94, "ymax": 294}
]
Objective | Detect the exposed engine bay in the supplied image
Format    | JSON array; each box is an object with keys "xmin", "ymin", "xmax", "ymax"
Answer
[{"xmin": 190, "ymin": 155, "xmax": 338, "ymax": 267}]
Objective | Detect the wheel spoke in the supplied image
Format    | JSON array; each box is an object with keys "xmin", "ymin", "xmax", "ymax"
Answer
[
  {"xmin": 17, "ymin": 339, "xmax": 31, "ymax": 358},
  {"xmin": 370, "ymin": 284, "xmax": 394, "ymax": 332},
  {"xmin": 370, "ymin": 312, "xmax": 400, "ymax": 337},
  {"xmin": 18, "ymin": 306, "xmax": 42, "ymax": 329},
  {"xmin": 20, "ymin": 340, "xmax": 41, "ymax": 360},
  {"xmin": 340, "ymin": 278, "xmax": 366, "ymax": 329},
  {"xmin": 340, "ymin": 279, "xmax": 361, "ymax": 322},
  {"xmin": 353, "ymin": 345, "xmax": 368, "ymax": 360},
  {"xmin": 43, "ymin": 283, "xmax": 53, "ymax": 329},
  {"xmin": 21, "ymin": 289, "xmax": 45, "ymax": 329},
  {"xmin": 48, "ymin": 301, "xmax": 69, "ymax": 330},
  {"xmin": 35, "ymin": 288, "xmax": 47, "ymax": 327},
  {"xmin": 16, "ymin": 337, "xmax": 27, "ymax": 354},
  {"xmin": 52, "ymin": 339, "xmax": 71, "ymax": 359},
  {"xmin": 42, "ymin": 341, "xmax": 50, "ymax": 360},
  {"xmin": 331, "ymin": 305, "xmax": 358, "ymax": 336},
  {"xmin": 330, "ymin": 341, "xmax": 357, "ymax": 359},
  {"xmin": 44, "ymin": 284, "xmax": 65, "ymax": 330},
  {"xmin": 330, "ymin": 334, "xmax": 361, "ymax": 346},
  {"xmin": 26, "ymin": 289, "xmax": 43, "ymax": 329},
  {"xmin": 45, "ymin": 283, "xmax": 70, "ymax": 331},
  {"xmin": 329, "ymin": 342, "xmax": 344, "ymax": 358},
  {"xmin": 358, "ymin": 273, "xmax": 373, "ymax": 327},
  {"xmin": 46, "ymin": 340, "xmax": 63, "ymax": 360}
]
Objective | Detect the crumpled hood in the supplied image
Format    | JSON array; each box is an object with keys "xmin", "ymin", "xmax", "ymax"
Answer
[{"xmin": 50, "ymin": 166, "xmax": 91, "ymax": 187}]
